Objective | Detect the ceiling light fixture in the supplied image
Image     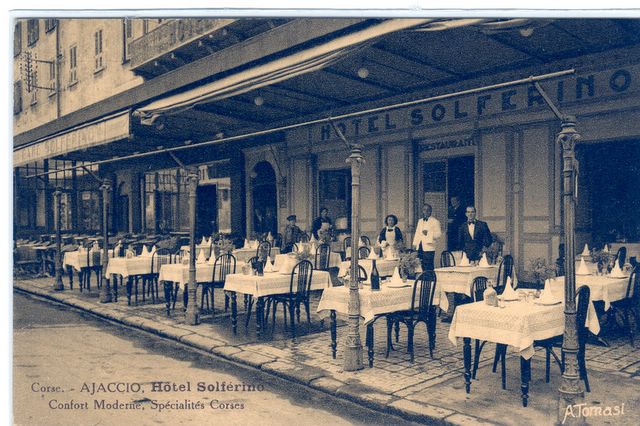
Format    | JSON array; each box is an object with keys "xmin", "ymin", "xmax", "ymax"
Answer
[
  {"xmin": 357, "ymin": 67, "xmax": 369, "ymax": 79},
  {"xmin": 254, "ymin": 96, "xmax": 264, "ymax": 106}
]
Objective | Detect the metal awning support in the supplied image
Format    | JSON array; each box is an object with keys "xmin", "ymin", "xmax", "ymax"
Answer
[
  {"xmin": 531, "ymin": 81, "xmax": 584, "ymax": 420},
  {"xmin": 22, "ymin": 69, "xmax": 576, "ymax": 180}
]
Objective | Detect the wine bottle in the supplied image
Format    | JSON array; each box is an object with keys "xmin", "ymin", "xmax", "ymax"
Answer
[{"xmin": 371, "ymin": 259, "xmax": 380, "ymax": 291}]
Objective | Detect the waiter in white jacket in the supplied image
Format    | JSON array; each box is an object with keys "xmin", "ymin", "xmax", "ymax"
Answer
[{"xmin": 412, "ymin": 204, "xmax": 442, "ymax": 271}]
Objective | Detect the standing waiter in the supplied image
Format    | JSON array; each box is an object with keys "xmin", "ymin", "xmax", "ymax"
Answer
[
  {"xmin": 412, "ymin": 204, "xmax": 442, "ymax": 271},
  {"xmin": 457, "ymin": 206, "xmax": 492, "ymax": 261}
]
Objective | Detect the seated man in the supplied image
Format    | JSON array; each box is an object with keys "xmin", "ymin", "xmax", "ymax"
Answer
[{"xmin": 282, "ymin": 215, "xmax": 303, "ymax": 254}]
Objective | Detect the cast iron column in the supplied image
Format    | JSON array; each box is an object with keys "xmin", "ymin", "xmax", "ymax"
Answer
[
  {"xmin": 556, "ymin": 116, "xmax": 584, "ymax": 423},
  {"xmin": 343, "ymin": 144, "xmax": 364, "ymax": 371},
  {"xmin": 52, "ymin": 187, "xmax": 64, "ymax": 291},
  {"xmin": 185, "ymin": 168, "xmax": 200, "ymax": 325},
  {"xmin": 99, "ymin": 178, "xmax": 112, "ymax": 303}
]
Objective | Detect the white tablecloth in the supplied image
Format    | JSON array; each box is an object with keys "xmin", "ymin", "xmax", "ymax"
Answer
[
  {"xmin": 275, "ymin": 252, "xmax": 341, "ymax": 270},
  {"xmin": 105, "ymin": 256, "xmax": 170, "ymax": 278},
  {"xmin": 448, "ymin": 299, "xmax": 600, "ymax": 360},
  {"xmin": 338, "ymin": 259, "xmax": 401, "ymax": 283},
  {"xmin": 317, "ymin": 282, "xmax": 442, "ymax": 325},
  {"xmin": 233, "ymin": 247, "xmax": 281, "ymax": 263},
  {"xmin": 63, "ymin": 250, "xmax": 113, "ymax": 271},
  {"xmin": 549, "ymin": 275, "xmax": 629, "ymax": 311},
  {"xmin": 180, "ymin": 244, "xmax": 213, "ymax": 258},
  {"xmin": 435, "ymin": 265, "xmax": 500, "ymax": 296},
  {"xmin": 158, "ymin": 261, "xmax": 246, "ymax": 289},
  {"xmin": 223, "ymin": 270, "xmax": 331, "ymax": 298}
]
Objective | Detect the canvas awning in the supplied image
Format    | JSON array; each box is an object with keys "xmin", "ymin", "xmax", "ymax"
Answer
[{"xmin": 134, "ymin": 19, "xmax": 434, "ymax": 121}]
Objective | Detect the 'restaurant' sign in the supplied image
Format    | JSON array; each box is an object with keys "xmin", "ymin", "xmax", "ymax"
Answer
[
  {"xmin": 316, "ymin": 65, "xmax": 640, "ymax": 142},
  {"xmin": 13, "ymin": 111, "xmax": 131, "ymax": 166}
]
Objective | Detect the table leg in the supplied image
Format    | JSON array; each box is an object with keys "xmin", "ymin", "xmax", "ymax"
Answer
[
  {"xmin": 66, "ymin": 266, "xmax": 73, "ymax": 289},
  {"xmin": 330, "ymin": 310, "xmax": 337, "ymax": 359},
  {"xmin": 231, "ymin": 292, "xmax": 238, "ymax": 335},
  {"xmin": 126, "ymin": 277, "xmax": 132, "ymax": 306},
  {"xmin": 366, "ymin": 323, "xmax": 374, "ymax": 368},
  {"xmin": 520, "ymin": 356, "xmax": 531, "ymax": 407},
  {"xmin": 163, "ymin": 281, "xmax": 171, "ymax": 316},
  {"xmin": 112, "ymin": 274, "xmax": 118, "ymax": 302},
  {"xmin": 257, "ymin": 297, "xmax": 265, "ymax": 338},
  {"xmin": 463, "ymin": 337, "xmax": 472, "ymax": 394}
]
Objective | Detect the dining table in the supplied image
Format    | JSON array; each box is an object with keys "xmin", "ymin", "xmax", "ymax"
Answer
[
  {"xmin": 105, "ymin": 255, "xmax": 170, "ymax": 305},
  {"xmin": 158, "ymin": 260, "xmax": 247, "ymax": 315},
  {"xmin": 224, "ymin": 270, "xmax": 331, "ymax": 338},
  {"xmin": 448, "ymin": 296, "xmax": 600, "ymax": 407},
  {"xmin": 434, "ymin": 264, "xmax": 500, "ymax": 311},
  {"xmin": 337, "ymin": 258, "xmax": 403, "ymax": 283},
  {"xmin": 63, "ymin": 249, "xmax": 112, "ymax": 289},
  {"xmin": 232, "ymin": 247, "xmax": 281, "ymax": 263},
  {"xmin": 317, "ymin": 279, "xmax": 442, "ymax": 367}
]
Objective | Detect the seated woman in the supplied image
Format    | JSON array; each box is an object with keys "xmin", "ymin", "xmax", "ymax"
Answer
[{"xmin": 377, "ymin": 214, "xmax": 404, "ymax": 259}]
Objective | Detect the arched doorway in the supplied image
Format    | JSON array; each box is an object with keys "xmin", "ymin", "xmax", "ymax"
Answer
[{"xmin": 251, "ymin": 161, "xmax": 277, "ymax": 236}]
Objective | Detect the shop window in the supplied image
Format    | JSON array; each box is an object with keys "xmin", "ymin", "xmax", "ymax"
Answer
[
  {"xmin": 144, "ymin": 169, "xmax": 188, "ymax": 233},
  {"xmin": 122, "ymin": 19, "xmax": 133, "ymax": 63},
  {"xmin": 13, "ymin": 80, "xmax": 22, "ymax": 115},
  {"xmin": 319, "ymin": 169, "xmax": 351, "ymax": 227},
  {"xmin": 94, "ymin": 29, "xmax": 104, "ymax": 72},
  {"xmin": 14, "ymin": 22, "xmax": 22, "ymax": 57},
  {"xmin": 69, "ymin": 45, "xmax": 78, "ymax": 84},
  {"xmin": 45, "ymin": 18, "xmax": 57, "ymax": 33},
  {"xmin": 27, "ymin": 19, "xmax": 39, "ymax": 46}
]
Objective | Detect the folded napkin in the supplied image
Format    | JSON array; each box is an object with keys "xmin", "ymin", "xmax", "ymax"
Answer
[
  {"xmin": 150, "ymin": 245, "xmax": 157, "ymax": 255},
  {"xmin": 310, "ymin": 235, "xmax": 317, "ymax": 243},
  {"xmin": 603, "ymin": 244, "xmax": 610, "ymax": 253},
  {"xmin": 538, "ymin": 279, "xmax": 561, "ymax": 304},
  {"xmin": 502, "ymin": 276, "xmax": 518, "ymax": 300},
  {"xmin": 460, "ymin": 252, "xmax": 470, "ymax": 266},
  {"xmin": 243, "ymin": 238, "xmax": 250, "ymax": 249},
  {"xmin": 389, "ymin": 267, "xmax": 403, "ymax": 285},
  {"xmin": 206, "ymin": 237, "xmax": 212, "ymax": 246},
  {"xmin": 207, "ymin": 252, "xmax": 216, "ymax": 265},
  {"xmin": 610, "ymin": 262, "xmax": 626, "ymax": 278},
  {"xmin": 478, "ymin": 253, "xmax": 490, "ymax": 267},
  {"xmin": 91, "ymin": 242, "xmax": 100, "ymax": 251},
  {"xmin": 581, "ymin": 243, "xmax": 590, "ymax": 257},
  {"xmin": 266, "ymin": 255, "xmax": 273, "ymax": 266},
  {"xmin": 264, "ymin": 258, "xmax": 275, "ymax": 273},
  {"xmin": 141, "ymin": 245, "xmax": 150, "ymax": 257},
  {"xmin": 251, "ymin": 240, "xmax": 259, "ymax": 249},
  {"xmin": 200, "ymin": 236, "xmax": 207, "ymax": 245},
  {"xmin": 577, "ymin": 257, "xmax": 591, "ymax": 275},
  {"xmin": 367, "ymin": 248, "xmax": 379, "ymax": 260},
  {"xmin": 267, "ymin": 232, "xmax": 273, "ymax": 241},
  {"xmin": 196, "ymin": 249, "xmax": 207, "ymax": 264}
]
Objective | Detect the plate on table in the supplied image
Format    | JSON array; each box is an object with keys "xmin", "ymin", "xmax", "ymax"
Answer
[
  {"xmin": 575, "ymin": 272, "xmax": 591, "ymax": 276},
  {"xmin": 386, "ymin": 282, "xmax": 411, "ymax": 288},
  {"xmin": 534, "ymin": 300, "xmax": 562, "ymax": 306},
  {"xmin": 502, "ymin": 296, "xmax": 520, "ymax": 302}
]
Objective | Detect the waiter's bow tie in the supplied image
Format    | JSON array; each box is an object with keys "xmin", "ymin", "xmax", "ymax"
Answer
[
  {"xmin": 387, "ymin": 228, "xmax": 394, "ymax": 232},
  {"xmin": 468, "ymin": 220, "xmax": 476, "ymax": 224}
]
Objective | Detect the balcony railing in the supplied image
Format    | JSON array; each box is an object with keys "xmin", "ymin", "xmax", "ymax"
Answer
[{"xmin": 129, "ymin": 19, "xmax": 236, "ymax": 69}]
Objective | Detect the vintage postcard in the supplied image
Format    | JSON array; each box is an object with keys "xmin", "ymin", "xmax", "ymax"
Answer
[{"xmin": 10, "ymin": 6, "xmax": 640, "ymax": 425}]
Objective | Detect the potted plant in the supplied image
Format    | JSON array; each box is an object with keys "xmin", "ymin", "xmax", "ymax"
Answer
[
  {"xmin": 398, "ymin": 250, "xmax": 421, "ymax": 281},
  {"xmin": 483, "ymin": 232, "xmax": 504, "ymax": 264},
  {"xmin": 591, "ymin": 249, "xmax": 615, "ymax": 274},
  {"xmin": 295, "ymin": 246, "xmax": 313, "ymax": 262},
  {"xmin": 215, "ymin": 235, "xmax": 235, "ymax": 255},
  {"xmin": 527, "ymin": 257, "xmax": 557, "ymax": 286}
]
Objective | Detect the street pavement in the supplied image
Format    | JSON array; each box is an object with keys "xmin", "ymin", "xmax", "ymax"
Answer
[
  {"xmin": 14, "ymin": 277, "xmax": 640, "ymax": 425},
  {"xmin": 13, "ymin": 291, "xmax": 418, "ymax": 426}
]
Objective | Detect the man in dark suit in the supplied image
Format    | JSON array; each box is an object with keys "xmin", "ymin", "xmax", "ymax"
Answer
[{"xmin": 457, "ymin": 206, "xmax": 492, "ymax": 261}]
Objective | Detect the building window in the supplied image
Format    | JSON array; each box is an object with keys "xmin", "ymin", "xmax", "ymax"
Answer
[
  {"xmin": 48, "ymin": 59, "xmax": 56, "ymax": 94},
  {"xmin": 319, "ymin": 169, "xmax": 352, "ymax": 227},
  {"xmin": 144, "ymin": 169, "xmax": 190, "ymax": 233},
  {"xmin": 94, "ymin": 29, "xmax": 104, "ymax": 72},
  {"xmin": 69, "ymin": 45, "xmax": 78, "ymax": 84},
  {"xmin": 14, "ymin": 22, "xmax": 22, "ymax": 57},
  {"xmin": 13, "ymin": 80, "xmax": 22, "ymax": 115},
  {"xmin": 143, "ymin": 19, "xmax": 149, "ymax": 34},
  {"xmin": 27, "ymin": 19, "xmax": 39, "ymax": 46},
  {"xmin": 45, "ymin": 18, "xmax": 57, "ymax": 33},
  {"xmin": 122, "ymin": 19, "xmax": 133, "ymax": 63}
]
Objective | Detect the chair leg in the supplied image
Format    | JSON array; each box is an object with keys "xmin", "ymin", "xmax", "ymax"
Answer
[
  {"xmin": 492, "ymin": 347, "xmax": 501, "ymax": 373},
  {"xmin": 245, "ymin": 298, "xmax": 255, "ymax": 329},
  {"xmin": 305, "ymin": 300, "xmax": 311, "ymax": 324},
  {"xmin": 500, "ymin": 345, "xmax": 507, "ymax": 390},
  {"xmin": 386, "ymin": 317, "xmax": 394, "ymax": 358},
  {"xmin": 395, "ymin": 321, "xmax": 400, "ymax": 343},
  {"xmin": 271, "ymin": 300, "xmax": 278, "ymax": 332},
  {"xmin": 407, "ymin": 323, "xmax": 415, "ymax": 363},
  {"xmin": 225, "ymin": 294, "xmax": 230, "ymax": 312},
  {"xmin": 545, "ymin": 348, "xmax": 551, "ymax": 383},
  {"xmin": 579, "ymin": 352, "xmax": 590, "ymax": 392}
]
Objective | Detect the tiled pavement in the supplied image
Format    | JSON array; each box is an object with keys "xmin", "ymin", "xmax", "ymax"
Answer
[{"xmin": 14, "ymin": 276, "xmax": 640, "ymax": 425}]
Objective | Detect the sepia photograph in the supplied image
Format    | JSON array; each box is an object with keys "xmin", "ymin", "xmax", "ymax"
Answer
[{"xmin": 10, "ymin": 5, "xmax": 640, "ymax": 425}]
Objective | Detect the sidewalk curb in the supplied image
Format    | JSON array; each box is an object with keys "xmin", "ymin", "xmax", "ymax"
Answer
[{"xmin": 14, "ymin": 281, "xmax": 485, "ymax": 426}]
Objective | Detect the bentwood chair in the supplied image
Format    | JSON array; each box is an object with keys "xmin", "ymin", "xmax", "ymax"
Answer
[
  {"xmin": 265, "ymin": 260, "xmax": 313, "ymax": 338},
  {"xmin": 440, "ymin": 251, "xmax": 456, "ymax": 267},
  {"xmin": 256, "ymin": 241, "xmax": 272, "ymax": 262},
  {"xmin": 207, "ymin": 253, "xmax": 236, "ymax": 314},
  {"xmin": 360, "ymin": 236, "xmax": 371, "ymax": 247},
  {"xmin": 315, "ymin": 243, "xmax": 331, "ymax": 271},
  {"xmin": 144, "ymin": 248, "xmax": 173, "ymax": 303},
  {"xmin": 358, "ymin": 246, "xmax": 371, "ymax": 260},
  {"xmin": 495, "ymin": 255, "xmax": 514, "ymax": 295},
  {"xmin": 386, "ymin": 271, "xmax": 438, "ymax": 362},
  {"xmin": 616, "ymin": 246, "xmax": 627, "ymax": 269},
  {"xmin": 342, "ymin": 237, "xmax": 353, "ymax": 261},
  {"xmin": 610, "ymin": 269, "xmax": 639, "ymax": 346},
  {"xmin": 535, "ymin": 286, "xmax": 592, "ymax": 391}
]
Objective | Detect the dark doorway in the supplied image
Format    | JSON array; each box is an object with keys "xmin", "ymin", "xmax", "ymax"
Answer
[
  {"xmin": 319, "ymin": 169, "xmax": 352, "ymax": 228},
  {"xmin": 115, "ymin": 182, "xmax": 129, "ymax": 233},
  {"xmin": 251, "ymin": 162, "xmax": 278, "ymax": 236},
  {"xmin": 447, "ymin": 156, "xmax": 475, "ymax": 250},
  {"xmin": 196, "ymin": 185, "xmax": 217, "ymax": 238}
]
